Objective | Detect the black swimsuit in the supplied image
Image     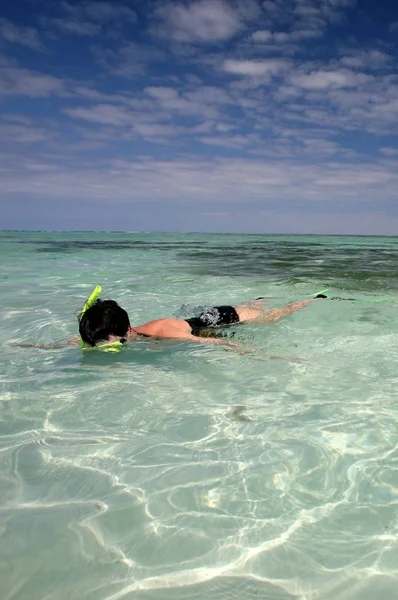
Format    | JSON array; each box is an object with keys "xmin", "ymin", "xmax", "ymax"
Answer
[{"xmin": 185, "ymin": 305, "xmax": 239, "ymax": 336}]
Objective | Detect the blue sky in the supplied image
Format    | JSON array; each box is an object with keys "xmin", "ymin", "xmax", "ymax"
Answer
[{"xmin": 1, "ymin": 0, "xmax": 398, "ymax": 234}]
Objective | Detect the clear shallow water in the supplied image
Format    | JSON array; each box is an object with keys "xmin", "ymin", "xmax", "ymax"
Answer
[{"xmin": 1, "ymin": 231, "xmax": 398, "ymax": 600}]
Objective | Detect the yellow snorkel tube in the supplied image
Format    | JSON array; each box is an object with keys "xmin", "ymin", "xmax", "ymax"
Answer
[{"xmin": 79, "ymin": 286, "xmax": 125, "ymax": 352}]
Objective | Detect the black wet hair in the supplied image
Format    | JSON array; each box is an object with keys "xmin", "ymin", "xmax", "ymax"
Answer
[{"xmin": 79, "ymin": 299, "xmax": 130, "ymax": 347}]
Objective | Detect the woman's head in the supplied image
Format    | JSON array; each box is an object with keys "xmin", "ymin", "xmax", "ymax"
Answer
[{"xmin": 79, "ymin": 299, "xmax": 130, "ymax": 346}]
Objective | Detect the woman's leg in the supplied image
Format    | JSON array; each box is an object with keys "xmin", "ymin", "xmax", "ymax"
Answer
[{"xmin": 234, "ymin": 298, "xmax": 315, "ymax": 324}]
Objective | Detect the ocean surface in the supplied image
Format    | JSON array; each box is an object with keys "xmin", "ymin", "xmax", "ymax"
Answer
[{"xmin": 1, "ymin": 231, "xmax": 398, "ymax": 600}]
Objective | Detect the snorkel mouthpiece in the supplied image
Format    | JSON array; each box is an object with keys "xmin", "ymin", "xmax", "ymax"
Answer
[{"xmin": 79, "ymin": 285, "xmax": 124, "ymax": 352}]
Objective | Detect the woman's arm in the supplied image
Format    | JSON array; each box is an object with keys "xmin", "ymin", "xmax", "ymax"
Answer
[
  {"xmin": 190, "ymin": 335, "xmax": 240, "ymax": 348},
  {"xmin": 11, "ymin": 336, "xmax": 80, "ymax": 349}
]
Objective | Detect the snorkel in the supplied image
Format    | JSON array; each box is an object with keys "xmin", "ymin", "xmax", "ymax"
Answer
[{"xmin": 79, "ymin": 286, "xmax": 125, "ymax": 352}]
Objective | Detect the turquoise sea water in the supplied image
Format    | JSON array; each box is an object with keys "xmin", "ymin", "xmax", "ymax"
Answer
[{"xmin": 1, "ymin": 231, "xmax": 398, "ymax": 600}]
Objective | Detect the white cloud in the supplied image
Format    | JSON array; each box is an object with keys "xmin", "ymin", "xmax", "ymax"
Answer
[
  {"xmin": 198, "ymin": 134, "xmax": 253, "ymax": 148},
  {"xmin": 52, "ymin": 18, "xmax": 101, "ymax": 36},
  {"xmin": 339, "ymin": 50, "xmax": 393, "ymax": 70},
  {"xmin": 152, "ymin": 0, "xmax": 244, "ymax": 42},
  {"xmin": 273, "ymin": 31, "xmax": 292, "ymax": 43},
  {"xmin": 185, "ymin": 85, "xmax": 234, "ymax": 106},
  {"xmin": 216, "ymin": 122, "xmax": 237, "ymax": 132},
  {"xmin": 251, "ymin": 29, "xmax": 272, "ymax": 42},
  {"xmin": 262, "ymin": 0, "xmax": 292, "ymax": 23},
  {"xmin": 0, "ymin": 18, "xmax": 44, "ymax": 50},
  {"xmin": 0, "ymin": 53, "xmax": 18, "ymax": 67},
  {"xmin": 380, "ymin": 147, "xmax": 398, "ymax": 157},
  {"xmin": 197, "ymin": 208, "xmax": 398, "ymax": 235},
  {"xmin": 300, "ymin": 137, "xmax": 340, "ymax": 155},
  {"xmin": 130, "ymin": 119, "xmax": 214, "ymax": 144},
  {"xmin": 235, "ymin": 0, "xmax": 262, "ymax": 20},
  {"xmin": 145, "ymin": 87, "xmax": 179, "ymax": 101},
  {"xmin": 290, "ymin": 68, "xmax": 369, "ymax": 89},
  {"xmin": 47, "ymin": 2, "xmax": 136, "ymax": 37},
  {"xmin": 92, "ymin": 42, "xmax": 166, "ymax": 76},
  {"xmin": 142, "ymin": 86, "xmax": 227, "ymax": 119},
  {"xmin": 2, "ymin": 155, "xmax": 397, "ymax": 213},
  {"xmin": 368, "ymin": 97, "xmax": 398, "ymax": 117},
  {"xmin": 223, "ymin": 58, "xmax": 288, "ymax": 76},
  {"xmin": 72, "ymin": 85, "xmax": 131, "ymax": 104},
  {"xmin": 252, "ymin": 27, "xmax": 323, "ymax": 45},
  {"xmin": 62, "ymin": 1, "xmax": 136, "ymax": 23},
  {"xmin": 260, "ymin": 0, "xmax": 357, "ymax": 41},
  {"xmin": 289, "ymin": 27, "xmax": 324, "ymax": 39},
  {"xmin": 0, "ymin": 67, "xmax": 65, "ymax": 97},
  {"xmin": 133, "ymin": 123, "xmax": 180, "ymax": 137},
  {"xmin": 314, "ymin": 0, "xmax": 357, "ymax": 24},
  {"xmin": 65, "ymin": 44, "xmax": 398, "ymax": 145},
  {"xmin": 0, "ymin": 123, "xmax": 49, "ymax": 143},
  {"xmin": 2, "ymin": 113, "xmax": 33, "ymax": 125},
  {"xmin": 139, "ymin": 84, "xmax": 235, "ymax": 123},
  {"xmin": 64, "ymin": 104, "xmax": 133, "ymax": 125},
  {"xmin": 321, "ymin": 81, "xmax": 398, "ymax": 133}
]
